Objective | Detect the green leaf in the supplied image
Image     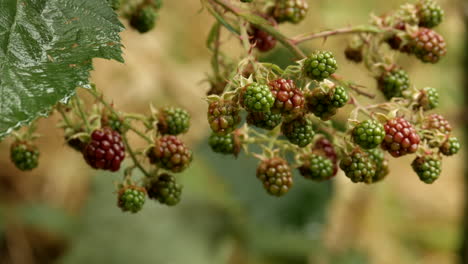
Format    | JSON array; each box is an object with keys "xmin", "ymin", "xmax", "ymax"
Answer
[{"xmin": 0, "ymin": 0, "xmax": 124, "ymax": 138}]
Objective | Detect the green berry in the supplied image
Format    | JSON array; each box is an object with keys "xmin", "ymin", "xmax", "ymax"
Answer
[
  {"xmin": 207, "ymin": 100, "xmax": 241, "ymax": 135},
  {"xmin": 330, "ymin": 85, "xmax": 349, "ymax": 108},
  {"xmin": 273, "ymin": 0, "xmax": 309, "ymax": 24},
  {"xmin": 352, "ymin": 120, "xmax": 385, "ymax": 149},
  {"xmin": 240, "ymin": 83, "xmax": 275, "ymax": 112},
  {"xmin": 118, "ymin": 186, "xmax": 146, "ymax": 213},
  {"xmin": 412, "ymin": 155, "xmax": 441, "ymax": 184},
  {"xmin": 366, "ymin": 148, "xmax": 389, "ymax": 183},
  {"xmin": 417, "ymin": 87, "xmax": 439, "ymax": 111},
  {"xmin": 146, "ymin": 174, "xmax": 182, "ymax": 206},
  {"xmin": 246, "ymin": 112, "xmax": 282, "ymax": 130},
  {"xmin": 10, "ymin": 142, "xmax": 39, "ymax": 171},
  {"xmin": 281, "ymin": 116, "xmax": 315, "ymax": 147},
  {"xmin": 339, "ymin": 149, "xmax": 376, "ymax": 184},
  {"xmin": 299, "ymin": 153, "xmax": 334, "ymax": 181},
  {"xmin": 378, "ymin": 67, "xmax": 410, "ymax": 100},
  {"xmin": 440, "ymin": 137, "xmax": 460, "ymax": 156},
  {"xmin": 417, "ymin": 0, "xmax": 444, "ymax": 28},
  {"xmin": 303, "ymin": 51, "xmax": 337, "ymax": 81},
  {"xmin": 305, "ymin": 88, "xmax": 337, "ymax": 120},
  {"xmin": 208, "ymin": 132, "xmax": 240, "ymax": 156},
  {"xmin": 256, "ymin": 157, "xmax": 293, "ymax": 197},
  {"xmin": 158, "ymin": 107, "xmax": 190, "ymax": 135},
  {"xmin": 130, "ymin": 7, "xmax": 158, "ymax": 33}
]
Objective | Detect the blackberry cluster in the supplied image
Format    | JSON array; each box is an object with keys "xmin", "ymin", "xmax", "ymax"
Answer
[
  {"xmin": 256, "ymin": 157, "xmax": 293, "ymax": 196},
  {"xmin": 281, "ymin": 116, "xmax": 315, "ymax": 147},
  {"xmin": 148, "ymin": 135, "xmax": 192, "ymax": 172},
  {"xmin": 381, "ymin": 117, "xmax": 420, "ymax": 157},
  {"xmin": 312, "ymin": 137, "xmax": 338, "ymax": 176},
  {"xmin": 158, "ymin": 107, "xmax": 190, "ymax": 135},
  {"xmin": 272, "ymin": 0, "xmax": 309, "ymax": 24},
  {"xmin": 417, "ymin": 0, "xmax": 444, "ymax": 28},
  {"xmin": 352, "ymin": 120, "xmax": 385, "ymax": 149},
  {"xmin": 366, "ymin": 148, "xmax": 389, "ymax": 183},
  {"xmin": 303, "ymin": 51, "xmax": 338, "ymax": 81},
  {"xmin": 299, "ymin": 153, "xmax": 334, "ymax": 181},
  {"xmin": 10, "ymin": 142, "xmax": 40, "ymax": 171},
  {"xmin": 207, "ymin": 100, "xmax": 241, "ymax": 135},
  {"xmin": 417, "ymin": 87, "xmax": 439, "ymax": 110},
  {"xmin": 240, "ymin": 83, "xmax": 275, "ymax": 112},
  {"xmin": 440, "ymin": 137, "xmax": 460, "ymax": 156},
  {"xmin": 268, "ymin": 78, "xmax": 305, "ymax": 114},
  {"xmin": 378, "ymin": 67, "xmax": 410, "ymax": 100},
  {"xmin": 146, "ymin": 174, "xmax": 182, "ymax": 206},
  {"xmin": 412, "ymin": 155, "xmax": 441, "ymax": 184},
  {"xmin": 208, "ymin": 132, "xmax": 240, "ymax": 156},
  {"xmin": 246, "ymin": 112, "xmax": 282, "ymax": 130},
  {"xmin": 411, "ymin": 28, "xmax": 447, "ymax": 63},
  {"xmin": 339, "ymin": 149, "xmax": 376, "ymax": 184},
  {"xmin": 83, "ymin": 127, "xmax": 126, "ymax": 172},
  {"xmin": 118, "ymin": 186, "xmax": 146, "ymax": 213}
]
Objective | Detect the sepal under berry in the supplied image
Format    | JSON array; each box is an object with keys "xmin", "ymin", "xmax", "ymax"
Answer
[
  {"xmin": 281, "ymin": 116, "xmax": 315, "ymax": 147},
  {"xmin": 10, "ymin": 141, "xmax": 40, "ymax": 171},
  {"xmin": 412, "ymin": 155, "xmax": 441, "ymax": 184},
  {"xmin": 148, "ymin": 135, "xmax": 192, "ymax": 172},
  {"xmin": 146, "ymin": 173, "xmax": 182, "ymax": 206},
  {"xmin": 256, "ymin": 157, "xmax": 293, "ymax": 196},
  {"xmin": 352, "ymin": 120, "xmax": 385, "ymax": 149},
  {"xmin": 117, "ymin": 186, "xmax": 146, "ymax": 213}
]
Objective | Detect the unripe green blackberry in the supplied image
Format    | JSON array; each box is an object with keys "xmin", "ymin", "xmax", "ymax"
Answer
[
  {"xmin": 148, "ymin": 135, "xmax": 192, "ymax": 172},
  {"xmin": 130, "ymin": 6, "xmax": 158, "ymax": 33},
  {"xmin": 352, "ymin": 120, "xmax": 385, "ymax": 149},
  {"xmin": 417, "ymin": 0, "xmax": 444, "ymax": 28},
  {"xmin": 366, "ymin": 148, "xmax": 389, "ymax": 183},
  {"xmin": 246, "ymin": 112, "xmax": 282, "ymax": 130},
  {"xmin": 146, "ymin": 174, "xmax": 182, "ymax": 206},
  {"xmin": 281, "ymin": 116, "xmax": 315, "ymax": 147},
  {"xmin": 410, "ymin": 28, "xmax": 446, "ymax": 63},
  {"xmin": 157, "ymin": 107, "xmax": 190, "ymax": 135},
  {"xmin": 330, "ymin": 85, "xmax": 349, "ymax": 108},
  {"xmin": 305, "ymin": 88, "xmax": 336, "ymax": 120},
  {"xmin": 106, "ymin": 115, "xmax": 126, "ymax": 134},
  {"xmin": 339, "ymin": 149, "xmax": 376, "ymax": 184},
  {"xmin": 344, "ymin": 46, "xmax": 363, "ymax": 63},
  {"xmin": 208, "ymin": 132, "xmax": 240, "ymax": 156},
  {"xmin": 10, "ymin": 141, "xmax": 39, "ymax": 171},
  {"xmin": 412, "ymin": 155, "xmax": 441, "ymax": 184},
  {"xmin": 117, "ymin": 186, "xmax": 146, "ymax": 213},
  {"xmin": 378, "ymin": 67, "xmax": 410, "ymax": 100},
  {"xmin": 303, "ymin": 51, "xmax": 337, "ymax": 81},
  {"xmin": 268, "ymin": 78, "xmax": 305, "ymax": 114},
  {"xmin": 417, "ymin": 87, "xmax": 439, "ymax": 110},
  {"xmin": 240, "ymin": 83, "xmax": 275, "ymax": 112},
  {"xmin": 207, "ymin": 100, "xmax": 241, "ymax": 135},
  {"xmin": 312, "ymin": 137, "xmax": 338, "ymax": 176},
  {"xmin": 440, "ymin": 137, "xmax": 460, "ymax": 156},
  {"xmin": 256, "ymin": 157, "xmax": 293, "ymax": 196},
  {"xmin": 299, "ymin": 153, "xmax": 334, "ymax": 181},
  {"xmin": 272, "ymin": 0, "xmax": 308, "ymax": 24}
]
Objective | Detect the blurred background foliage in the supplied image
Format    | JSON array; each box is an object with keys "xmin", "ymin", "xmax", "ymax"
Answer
[{"xmin": 0, "ymin": 0, "xmax": 466, "ymax": 263}]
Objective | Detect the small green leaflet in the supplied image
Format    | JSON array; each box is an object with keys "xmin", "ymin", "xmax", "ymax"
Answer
[{"xmin": 0, "ymin": 0, "xmax": 124, "ymax": 138}]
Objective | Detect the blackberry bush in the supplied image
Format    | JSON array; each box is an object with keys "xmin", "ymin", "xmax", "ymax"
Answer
[
  {"xmin": 281, "ymin": 116, "xmax": 315, "ymax": 147},
  {"xmin": 256, "ymin": 157, "xmax": 293, "ymax": 196},
  {"xmin": 10, "ymin": 141, "xmax": 40, "ymax": 171},
  {"xmin": 146, "ymin": 174, "xmax": 183, "ymax": 206},
  {"xmin": 303, "ymin": 51, "xmax": 338, "ymax": 81},
  {"xmin": 83, "ymin": 127, "xmax": 126, "ymax": 172},
  {"xmin": 158, "ymin": 107, "xmax": 190, "ymax": 135},
  {"xmin": 412, "ymin": 155, "xmax": 442, "ymax": 184},
  {"xmin": 352, "ymin": 120, "xmax": 385, "ymax": 149}
]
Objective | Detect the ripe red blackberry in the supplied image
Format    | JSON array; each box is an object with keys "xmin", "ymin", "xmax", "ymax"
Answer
[
  {"xmin": 272, "ymin": 0, "xmax": 308, "ymax": 24},
  {"xmin": 410, "ymin": 28, "xmax": 446, "ymax": 63},
  {"xmin": 157, "ymin": 107, "xmax": 190, "ymax": 135},
  {"xmin": 268, "ymin": 78, "xmax": 305, "ymax": 114},
  {"xmin": 207, "ymin": 100, "xmax": 241, "ymax": 135},
  {"xmin": 378, "ymin": 67, "xmax": 410, "ymax": 100},
  {"xmin": 440, "ymin": 137, "xmax": 460, "ymax": 156},
  {"xmin": 422, "ymin": 114, "xmax": 451, "ymax": 135},
  {"xmin": 281, "ymin": 116, "xmax": 315, "ymax": 147},
  {"xmin": 256, "ymin": 157, "xmax": 293, "ymax": 196},
  {"xmin": 339, "ymin": 149, "xmax": 376, "ymax": 183},
  {"xmin": 352, "ymin": 120, "xmax": 385, "ymax": 149},
  {"xmin": 10, "ymin": 141, "xmax": 40, "ymax": 171},
  {"xmin": 416, "ymin": 0, "xmax": 444, "ymax": 28},
  {"xmin": 148, "ymin": 135, "xmax": 192, "ymax": 173},
  {"xmin": 246, "ymin": 112, "xmax": 282, "ymax": 130},
  {"xmin": 303, "ymin": 51, "xmax": 337, "ymax": 81},
  {"xmin": 117, "ymin": 186, "xmax": 146, "ymax": 213},
  {"xmin": 249, "ymin": 17, "xmax": 277, "ymax": 52},
  {"xmin": 312, "ymin": 137, "xmax": 338, "ymax": 176},
  {"xmin": 146, "ymin": 173, "xmax": 183, "ymax": 206},
  {"xmin": 83, "ymin": 127, "xmax": 125, "ymax": 172},
  {"xmin": 381, "ymin": 117, "xmax": 420, "ymax": 157},
  {"xmin": 412, "ymin": 155, "xmax": 441, "ymax": 184},
  {"xmin": 366, "ymin": 148, "xmax": 389, "ymax": 183},
  {"xmin": 299, "ymin": 153, "xmax": 334, "ymax": 181}
]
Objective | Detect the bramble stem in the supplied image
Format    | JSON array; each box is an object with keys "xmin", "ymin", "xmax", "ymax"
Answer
[
  {"xmin": 291, "ymin": 25, "xmax": 382, "ymax": 44},
  {"xmin": 73, "ymin": 97, "xmax": 91, "ymax": 132},
  {"xmin": 122, "ymin": 134, "xmax": 152, "ymax": 178}
]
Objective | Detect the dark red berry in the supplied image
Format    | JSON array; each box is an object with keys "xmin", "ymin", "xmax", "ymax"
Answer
[
  {"xmin": 83, "ymin": 127, "xmax": 125, "ymax": 172},
  {"xmin": 410, "ymin": 27, "xmax": 447, "ymax": 63},
  {"xmin": 148, "ymin": 135, "xmax": 192, "ymax": 173},
  {"xmin": 381, "ymin": 117, "xmax": 420, "ymax": 157},
  {"xmin": 268, "ymin": 78, "xmax": 305, "ymax": 114}
]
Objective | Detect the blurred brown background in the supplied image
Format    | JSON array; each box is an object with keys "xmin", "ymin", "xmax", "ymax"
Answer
[{"xmin": 0, "ymin": 0, "xmax": 466, "ymax": 263}]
